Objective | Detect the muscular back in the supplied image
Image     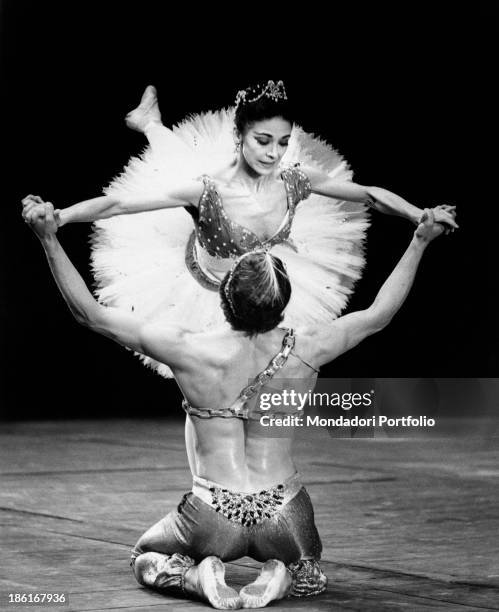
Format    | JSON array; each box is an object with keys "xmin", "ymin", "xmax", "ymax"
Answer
[{"xmin": 170, "ymin": 326, "xmax": 319, "ymax": 492}]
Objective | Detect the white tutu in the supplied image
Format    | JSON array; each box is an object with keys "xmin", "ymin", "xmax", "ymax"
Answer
[{"xmin": 91, "ymin": 108, "xmax": 370, "ymax": 377}]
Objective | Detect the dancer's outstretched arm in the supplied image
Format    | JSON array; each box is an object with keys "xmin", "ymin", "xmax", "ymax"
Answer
[
  {"xmin": 24, "ymin": 202, "xmax": 189, "ymax": 368},
  {"xmin": 302, "ymin": 165, "xmax": 458, "ymax": 230},
  {"xmin": 22, "ymin": 179, "xmax": 203, "ymax": 227},
  {"xmin": 312, "ymin": 209, "xmax": 445, "ymax": 367}
]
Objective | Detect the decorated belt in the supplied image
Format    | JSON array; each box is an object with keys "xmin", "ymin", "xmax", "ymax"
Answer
[
  {"xmin": 192, "ymin": 472, "xmax": 302, "ymax": 526},
  {"xmin": 184, "ymin": 231, "xmax": 221, "ymax": 291}
]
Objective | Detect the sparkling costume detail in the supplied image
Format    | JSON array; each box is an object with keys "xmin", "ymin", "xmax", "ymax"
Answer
[
  {"xmin": 152, "ymin": 553, "xmax": 195, "ymax": 594},
  {"xmin": 208, "ymin": 485, "xmax": 284, "ymax": 525},
  {"xmin": 234, "ymin": 80, "xmax": 288, "ymax": 112},
  {"xmin": 288, "ymin": 559, "xmax": 328, "ymax": 597},
  {"xmin": 184, "ymin": 166, "xmax": 309, "ymax": 289},
  {"xmin": 196, "ymin": 165, "xmax": 309, "ymax": 259},
  {"xmin": 191, "ymin": 473, "xmax": 303, "ymax": 527}
]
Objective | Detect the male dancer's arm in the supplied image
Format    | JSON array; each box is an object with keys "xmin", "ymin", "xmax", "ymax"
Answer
[
  {"xmin": 303, "ymin": 165, "xmax": 458, "ymax": 230},
  {"xmin": 313, "ymin": 209, "xmax": 445, "ymax": 366},
  {"xmin": 24, "ymin": 203, "xmax": 189, "ymax": 368}
]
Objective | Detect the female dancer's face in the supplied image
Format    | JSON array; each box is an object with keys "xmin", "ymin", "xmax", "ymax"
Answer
[{"xmin": 240, "ymin": 117, "xmax": 292, "ymax": 175}]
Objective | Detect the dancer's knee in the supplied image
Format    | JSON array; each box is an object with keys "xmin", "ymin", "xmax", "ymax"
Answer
[
  {"xmin": 129, "ymin": 541, "xmax": 146, "ymax": 574},
  {"xmin": 129, "ymin": 527, "xmax": 163, "ymax": 573},
  {"xmin": 287, "ymin": 559, "xmax": 327, "ymax": 597}
]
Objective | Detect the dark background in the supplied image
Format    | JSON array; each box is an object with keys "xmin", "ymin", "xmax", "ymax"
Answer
[{"xmin": 1, "ymin": 2, "xmax": 497, "ymax": 419}]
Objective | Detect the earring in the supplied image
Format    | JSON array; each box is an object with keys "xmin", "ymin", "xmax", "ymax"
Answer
[{"xmin": 235, "ymin": 140, "xmax": 242, "ymax": 155}]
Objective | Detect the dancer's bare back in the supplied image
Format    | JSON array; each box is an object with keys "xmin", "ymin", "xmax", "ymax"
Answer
[{"xmin": 152, "ymin": 325, "xmax": 320, "ymax": 492}]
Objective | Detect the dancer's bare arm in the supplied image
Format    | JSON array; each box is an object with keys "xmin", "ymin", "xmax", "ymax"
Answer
[
  {"xmin": 22, "ymin": 180, "xmax": 203, "ymax": 227},
  {"xmin": 311, "ymin": 210, "xmax": 445, "ymax": 367},
  {"xmin": 302, "ymin": 165, "xmax": 458, "ymax": 230},
  {"xmin": 24, "ymin": 203, "xmax": 189, "ymax": 368}
]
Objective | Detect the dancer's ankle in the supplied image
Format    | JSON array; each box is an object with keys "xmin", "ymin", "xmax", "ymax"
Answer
[{"xmin": 143, "ymin": 118, "xmax": 163, "ymax": 135}]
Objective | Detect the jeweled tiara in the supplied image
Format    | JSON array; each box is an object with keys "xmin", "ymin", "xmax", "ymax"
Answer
[{"xmin": 234, "ymin": 80, "xmax": 288, "ymax": 112}]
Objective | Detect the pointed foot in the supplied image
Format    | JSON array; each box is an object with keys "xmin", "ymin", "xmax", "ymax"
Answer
[{"xmin": 125, "ymin": 85, "xmax": 162, "ymax": 133}]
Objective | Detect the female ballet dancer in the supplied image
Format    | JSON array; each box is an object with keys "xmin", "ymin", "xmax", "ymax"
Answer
[{"xmin": 22, "ymin": 81, "xmax": 456, "ymax": 377}]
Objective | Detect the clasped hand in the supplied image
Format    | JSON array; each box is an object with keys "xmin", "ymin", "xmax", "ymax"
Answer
[
  {"xmin": 415, "ymin": 209, "xmax": 445, "ymax": 243},
  {"xmin": 21, "ymin": 195, "xmax": 58, "ymax": 239},
  {"xmin": 426, "ymin": 204, "xmax": 458, "ymax": 233}
]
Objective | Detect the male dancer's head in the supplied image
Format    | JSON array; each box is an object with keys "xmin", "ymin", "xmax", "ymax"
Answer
[{"xmin": 220, "ymin": 250, "xmax": 291, "ymax": 335}]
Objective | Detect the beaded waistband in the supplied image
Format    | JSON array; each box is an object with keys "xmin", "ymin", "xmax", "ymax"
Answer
[
  {"xmin": 184, "ymin": 231, "xmax": 221, "ymax": 291},
  {"xmin": 192, "ymin": 472, "xmax": 302, "ymax": 526}
]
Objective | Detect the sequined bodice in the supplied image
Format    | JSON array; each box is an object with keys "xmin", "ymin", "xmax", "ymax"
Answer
[{"xmin": 193, "ymin": 165, "xmax": 311, "ymax": 259}]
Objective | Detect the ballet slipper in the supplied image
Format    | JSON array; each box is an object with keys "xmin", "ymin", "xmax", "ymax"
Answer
[
  {"xmin": 185, "ymin": 556, "xmax": 242, "ymax": 610},
  {"xmin": 239, "ymin": 559, "xmax": 291, "ymax": 608}
]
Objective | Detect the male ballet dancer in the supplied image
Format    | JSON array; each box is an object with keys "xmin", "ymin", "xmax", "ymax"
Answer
[{"xmin": 23, "ymin": 200, "xmax": 445, "ymax": 609}]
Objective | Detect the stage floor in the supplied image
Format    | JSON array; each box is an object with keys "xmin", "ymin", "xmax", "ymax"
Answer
[{"xmin": 2, "ymin": 419, "xmax": 499, "ymax": 611}]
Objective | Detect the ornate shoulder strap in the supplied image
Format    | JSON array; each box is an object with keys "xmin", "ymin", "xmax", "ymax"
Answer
[
  {"xmin": 196, "ymin": 175, "xmax": 219, "ymax": 222},
  {"xmin": 182, "ymin": 329, "xmax": 296, "ymax": 420},
  {"xmin": 281, "ymin": 163, "xmax": 312, "ymax": 205},
  {"xmin": 235, "ymin": 329, "xmax": 296, "ymax": 409}
]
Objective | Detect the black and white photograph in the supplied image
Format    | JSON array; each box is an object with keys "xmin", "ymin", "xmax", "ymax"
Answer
[{"xmin": 1, "ymin": 2, "xmax": 498, "ymax": 610}]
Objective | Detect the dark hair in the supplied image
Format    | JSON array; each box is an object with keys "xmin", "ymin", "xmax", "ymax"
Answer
[
  {"xmin": 220, "ymin": 252, "xmax": 292, "ymax": 336},
  {"xmin": 234, "ymin": 84, "xmax": 296, "ymax": 136}
]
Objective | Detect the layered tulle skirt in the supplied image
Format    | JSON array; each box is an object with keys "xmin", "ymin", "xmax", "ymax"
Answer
[{"xmin": 91, "ymin": 109, "xmax": 370, "ymax": 377}]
